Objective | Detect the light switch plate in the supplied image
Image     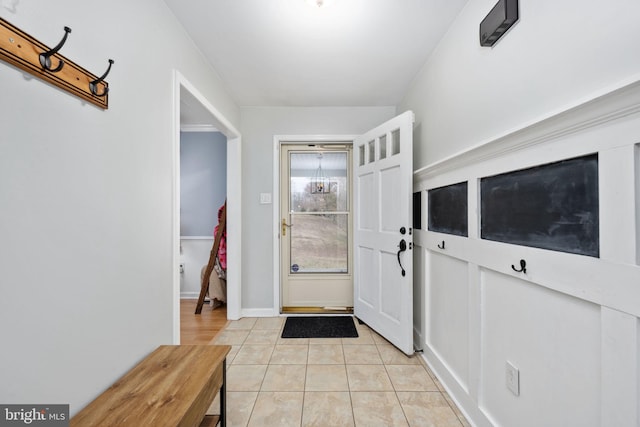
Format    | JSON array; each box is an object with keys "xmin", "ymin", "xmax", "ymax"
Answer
[{"xmin": 260, "ymin": 193, "xmax": 272, "ymax": 204}]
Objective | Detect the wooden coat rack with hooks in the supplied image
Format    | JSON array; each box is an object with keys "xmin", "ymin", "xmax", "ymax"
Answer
[{"xmin": 0, "ymin": 17, "xmax": 113, "ymax": 109}]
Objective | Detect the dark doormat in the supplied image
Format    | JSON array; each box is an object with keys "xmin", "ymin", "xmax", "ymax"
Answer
[{"xmin": 281, "ymin": 316, "xmax": 359, "ymax": 339}]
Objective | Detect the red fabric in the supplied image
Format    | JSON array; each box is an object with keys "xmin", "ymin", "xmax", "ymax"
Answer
[{"xmin": 214, "ymin": 204, "xmax": 227, "ymax": 270}]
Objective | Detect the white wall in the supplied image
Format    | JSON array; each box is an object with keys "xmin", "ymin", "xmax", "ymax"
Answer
[
  {"xmin": 401, "ymin": 1, "xmax": 640, "ymax": 425},
  {"xmin": 400, "ymin": 0, "xmax": 640, "ymax": 168},
  {"xmin": 180, "ymin": 238, "xmax": 214, "ymax": 298},
  {"xmin": 239, "ymin": 106, "xmax": 396, "ymax": 312},
  {"xmin": 636, "ymin": 144, "xmax": 640, "ymax": 265},
  {"xmin": 413, "ymin": 94, "xmax": 640, "ymax": 425},
  {"xmin": 0, "ymin": 0, "xmax": 238, "ymax": 414}
]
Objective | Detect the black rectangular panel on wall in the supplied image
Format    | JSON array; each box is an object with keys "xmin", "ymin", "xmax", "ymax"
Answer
[
  {"xmin": 413, "ymin": 191, "xmax": 422, "ymax": 230},
  {"xmin": 480, "ymin": 154, "xmax": 599, "ymax": 257},
  {"xmin": 428, "ymin": 182, "xmax": 468, "ymax": 237}
]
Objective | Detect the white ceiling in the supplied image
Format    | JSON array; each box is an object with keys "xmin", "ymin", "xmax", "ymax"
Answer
[{"xmin": 164, "ymin": 0, "xmax": 469, "ymax": 108}]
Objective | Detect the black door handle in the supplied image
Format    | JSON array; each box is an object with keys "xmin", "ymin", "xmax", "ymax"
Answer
[{"xmin": 397, "ymin": 239, "xmax": 407, "ymax": 277}]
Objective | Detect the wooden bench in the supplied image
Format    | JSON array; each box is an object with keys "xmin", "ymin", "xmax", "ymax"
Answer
[{"xmin": 71, "ymin": 345, "xmax": 231, "ymax": 427}]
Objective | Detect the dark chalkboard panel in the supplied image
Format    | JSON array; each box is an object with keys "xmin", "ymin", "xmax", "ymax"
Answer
[
  {"xmin": 413, "ymin": 191, "xmax": 422, "ymax": 230},
  {"xmin": 481, "ymin": 154, "xmax": 599, "ymax": 257},
  {"xmin": 428, "ymin": 182, "xmax": 468, "ymax": 237}
]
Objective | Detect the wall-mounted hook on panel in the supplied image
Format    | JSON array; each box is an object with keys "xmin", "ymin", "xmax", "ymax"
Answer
[
  {"xmin": 511, "ymin": 259, "xmax": 526, "ymax": 274},
  {"xmin": 437, "ymin": 240, "xmax": 445, "ymax": 250},
  {"xmin": 90, "ymin": 59, "xmax": 114, "ymax": 97},
  {"xmin": 39, "ymin": 26, "xmax": 71, "ymax": 73}
]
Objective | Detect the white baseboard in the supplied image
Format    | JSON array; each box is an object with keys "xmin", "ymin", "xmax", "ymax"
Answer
[
  {"xmin": 180, "ymin": 292, "xmax": 200, "ymax": 299},
  {"xmin": 420, "ymin": 349, "xmax": 491, "ymax": 427},
  {"xmin": 241, "ymin": 308, "xmax": 280, "ymax": 317}
]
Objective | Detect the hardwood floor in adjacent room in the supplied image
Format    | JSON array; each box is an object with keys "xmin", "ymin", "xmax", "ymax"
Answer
[{"xmin": 180, "ymin": 299, "xmax": 228, "ymax": 345}]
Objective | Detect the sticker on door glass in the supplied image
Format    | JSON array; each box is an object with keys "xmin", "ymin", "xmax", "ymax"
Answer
[{"xmin": 291, "ymin": 264, "xmax": 300, "ymax": 272}]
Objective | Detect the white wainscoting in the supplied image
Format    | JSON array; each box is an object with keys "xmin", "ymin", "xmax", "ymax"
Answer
[
  {"xmin": 180, "ymin": 237, "xmax": 213, "ymax": 299},
  {"xmin": 414, "ymin": 79, "xmax": 640, "ymax": 426}
]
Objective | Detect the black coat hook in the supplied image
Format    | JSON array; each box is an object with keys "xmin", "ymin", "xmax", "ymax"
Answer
[
  {"xmin": 90, "ymin": 59, "xmax": 114, "ymax": 97},
  {"xmin": 511, "ymin": 259, "xmax": 526, "ymax": 274},
  {"xmin": 437, "ymin": 241, "xmax": 445, "ymax": 250},
  {"xmin": 39, "ymin": 26, "xmax": 71, "ymax": 73}
]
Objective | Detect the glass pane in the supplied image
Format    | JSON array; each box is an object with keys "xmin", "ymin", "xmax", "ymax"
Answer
[
  {"xmin": 290, "ymin": 152, "xmax": 348, "ymax": 213},
  {"xmin": 391, "ymin": 128, "xmax": 400, "ymax": 155},
  {"xmin": 368, "ymin": 140, "xmax": 375, "ymax": 163},
  {"xmin": 379, "ymin": 134, "xmax": 387, "ymax": 160},
  {"xmin": 290, "ymin": 213, "xmax": 348, "ymax": 273},
  {"xmin": 359, "ymin": 145, "xmax": 365, "ymax": 166}
]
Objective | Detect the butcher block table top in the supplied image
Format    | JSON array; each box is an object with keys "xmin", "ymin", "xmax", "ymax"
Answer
[{"xmin": 70, "ymin": 345, "xmax": 231, "ymax": 427}]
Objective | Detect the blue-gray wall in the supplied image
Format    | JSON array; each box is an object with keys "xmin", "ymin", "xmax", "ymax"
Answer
[{"xmin": 180, "ymin": 131, "xmax": 227, "ymax": 236}]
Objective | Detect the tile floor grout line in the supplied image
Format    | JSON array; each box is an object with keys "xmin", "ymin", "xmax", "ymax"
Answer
[
  {"xmin": 347, "ymin": 316, "xmax": 358, "ymax": 427},
  {"xmin": 245, "ymin": 390, "xmax": 260, "ymax": 427}
]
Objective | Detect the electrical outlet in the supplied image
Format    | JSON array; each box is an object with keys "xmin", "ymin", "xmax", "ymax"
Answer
[
  {"xmin": 179, "ymin": 263, "xmax": 185, "ymax": 274},
  {"xmin": 506, "ymin": 361, "xmax": 520, "ymax": 396}
]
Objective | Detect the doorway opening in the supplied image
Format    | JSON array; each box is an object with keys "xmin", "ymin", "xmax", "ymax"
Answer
[
  {"xmin": 274, "ymin": 138, "xmax": 354, "ymax": 314},
  {"xmin": 179, "ymin": 130, "xmax": 227, "ymax": 301},
  {"xmin": 172, "ymin": 71, "xmax": 242, "ymax": 344},
  {"xmin": 273, "ymin": 112, "xmax": 415, "ymax": 354}
]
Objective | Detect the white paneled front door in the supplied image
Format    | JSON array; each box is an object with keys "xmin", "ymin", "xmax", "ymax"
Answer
[{"xmin": 353, "ymin": 111, "xmax": 414, "ymax": 355}]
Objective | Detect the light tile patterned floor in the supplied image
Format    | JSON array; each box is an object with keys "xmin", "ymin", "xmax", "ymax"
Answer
[{"xmin": 208, "ymin": 316, "xmax": 470, "ymax": 427}]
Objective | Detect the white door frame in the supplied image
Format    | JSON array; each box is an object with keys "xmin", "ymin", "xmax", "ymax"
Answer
[
  {"xmin": 273, "ymin": 135, "xmax": 356, "ymax": 313},
  {"xmin": 172, "ymin": 70, "xmax": 243, "ymax": 343}
]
